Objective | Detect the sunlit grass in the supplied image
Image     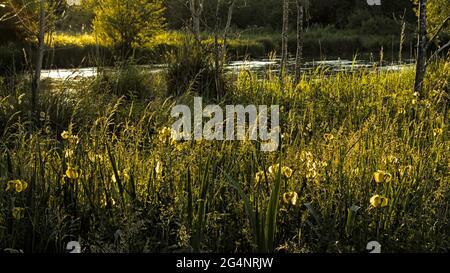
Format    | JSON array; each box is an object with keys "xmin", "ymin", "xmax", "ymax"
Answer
[
  {"xmin": 47, "ymin": 33, "xmax": 98, "ymax": 47},
  {"xmin": 0, "ymin": 60, "xmax": 449, "ymax": 253}
]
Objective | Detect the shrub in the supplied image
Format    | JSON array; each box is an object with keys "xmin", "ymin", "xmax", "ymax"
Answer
[
  {"xmin": 92, "ymin": 0, "xmax": 165, "ymax": 60},
  {"xmin": 165, "ymin": 38, "xmax": 229, "ymax": 99},
  {"xmin": 92, "ymin": 65, "xmax": 160, "ymax": 100}
]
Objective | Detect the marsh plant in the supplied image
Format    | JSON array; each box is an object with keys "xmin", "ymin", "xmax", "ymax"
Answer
[
  {"xmin": 170, "ymin": 97, "xmax": 280, "ymax": 152},
  {"xmin": 0, "ymin": 59, "xmax": 449, "ymax": 253}
]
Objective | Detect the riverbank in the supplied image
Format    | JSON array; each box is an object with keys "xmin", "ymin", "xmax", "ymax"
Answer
[{"xmin": 0, "ymin": 27, "xmax": 417, "ymax": 72}]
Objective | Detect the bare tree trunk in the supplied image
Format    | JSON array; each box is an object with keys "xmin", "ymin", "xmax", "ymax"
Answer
[
  {"xmin": 25, "ymin": 0, "xmax": 46, "ymax": 252},
  {"xmin": 31, "ymin": 0, "xmax": 46, "ymax": 124},
  {"xmin": 295, "ymin": 0, "xmax": 304, "ymax": 83},
  {"xmin": 214, "ymin": 0, "xmax": 221, "ymax": 99},
  {"xmin": 190, "ymin": 0, "xmax": 203, "ymax": 41},
  {"xmin": 280, "ymin": 0, "xmax": 289, "ymax": 87},
  {"xmin": 223, "ymin": 0, "xmax": 236, "ymax": 52},
  {"xmin": 414, "ymin": 0, "xmax": 427, "ymax": 96}
]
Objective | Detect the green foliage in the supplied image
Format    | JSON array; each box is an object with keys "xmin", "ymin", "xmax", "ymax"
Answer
[
  {"xmin": 411, "ymin": 0, "xmax": 449, "ymax": 42},
  {"xmin": 164, "ymin": 0, "xmax": 415, "ymax": 31},
  {"xmin": 92, "ymin": 0, "xmax": 165, "ymax": 60},
  {"xmin": 0, "ymin": 0, "xmax": 66, "ymax": 42},
  {"xmin": 165, "ymin": 38, "xmax": 229, "ymax": 99},
  {"xmin": 92, "ymin": 66, "xmax": 163, "ymax": 99},
  {"xmin": 34, "ymin": 28, "xmax": 417, "ymax": 69},
  {"xmin": 0, "ymin": 59, "xmax": 449, "ymax": 253},
  {"xmin": 423, "ymin": 0, "xmax": 450, "ymax": 34},
  {"xmin": 56, "ymin": 5, "xmax": 95, "ymax": 33}
]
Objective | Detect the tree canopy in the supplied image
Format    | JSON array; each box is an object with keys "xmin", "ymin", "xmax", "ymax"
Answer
[
  {"xmin": 164, "ymin": 0, "xmax": 416, "ymax": 32},
  {"xmin": 426, "ymin": 0, "xmax": 450, "ymax": 34},
  {"xmin": 92, "ymin": 0, "xmax": 165, "ymax": 60}
]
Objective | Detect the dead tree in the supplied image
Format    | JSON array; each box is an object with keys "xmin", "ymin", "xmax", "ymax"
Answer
[
  {"xmin": 190, "ymin": 0, "xmax": 204, "ymax": 41},
  {"xmin": 414, "ymin": 0, "xmax": 427, "ymax": 95},
  {"xmin": 214, "ymin": 0, "xmax": 222, "ymax": 98},
  {"xmin": 31, "ymin": 0, "xmax": 46, "ymax": 123},
  {"xmin": 6, "ymin": 0, "xmax": 48, "ymax": 124},
  {"xmin": 223, "ymin": 0, "xmax": 237, "ymax": 52},
  {"xmin": 214, "ymin": 0, "xmax": 237, "ymax": 98},
  {"xmin": 280, "ymin": 0, "xmax": 289, "ymax": 86},
  {"xmin": 295, "ymin": 0, "xmax": 304, "ymax": 83}
]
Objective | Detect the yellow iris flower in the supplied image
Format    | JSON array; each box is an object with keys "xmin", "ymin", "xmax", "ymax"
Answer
[
  {"xmin": 254, "ymin": 171, "xmax": 265, "ymax": 185},
  {"xmin": 283, "ymin": 192, "xmax": 299, "ymax": 206},
  {"xmin": 268, "ymin": 164, "xmax": 280, "ymax": 175},
  {"xmin": 12, "ymin": 207, "xmax": 26, "ymax": 221},
  {"xmin": 68, "ymin": 135, "xmax": 79, "ymax": 145},
  {"xmin": 61, "ymin": 131, "xmax": 79, "ymax": 144},
  {"xmin": 61, "ymin": 131, "xmax": 70, "ymax": 140},
  {"xmin": 373, "ymin": 170, "xmax": 392, "ymax": 184},
  {"xmin": 370, "ymin": 194, "xmax": 389, "ymax": 208},
  {"xmin": 66, "ymin": 165, "xmax": 80, "ymax": 180},
  {"xmin": 282, "ymin": 167, "xmax": 293, "ymax": 178},
  {"xmin": 433, "ymin": 128, "xmax": 443, "ymax": 137},
  {"xmin": 6, "ymin": 180, "xmax": 28, "ymax": 193},
  {"xmin": 268, "ymin": 164, "xmax": 293, "ymax": 179},
  {"xmin": 323, "ymin": 133, "xmax": 335, "ymax": 142}
]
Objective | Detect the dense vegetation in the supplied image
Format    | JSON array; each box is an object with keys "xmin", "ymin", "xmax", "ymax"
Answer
[
  {"xmin": 0, "ymin": 0, "xmax": 449, "ymax": 253},
  {"xmin": 0, "ymin": 0, "xmax": 429, "ymax": 71},
  {"xmin": 1, "ymin": 60, "xmax": 449, "ymax": 252},
  {"xmin": 165, "ymin": 0, "xmax": 416, "ymax": 31}
]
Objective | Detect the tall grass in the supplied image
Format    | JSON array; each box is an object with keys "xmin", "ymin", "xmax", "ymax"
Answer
[{"xmin": 0, "ymin": 59, "xmax": 449, "ymax": 253}]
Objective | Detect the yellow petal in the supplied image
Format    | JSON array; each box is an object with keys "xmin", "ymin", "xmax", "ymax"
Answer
[
  {"xmin": 66, "ymin": 167, "xmax": 80, "ymax": 179},
  {"xmin": 282, "ymin": 167, "xmax": 293, "ymax": 178},
  {"xmin": 68, "ymin": 135, "xmax": 79, "ymax": 145},
  {"xmin": 373, "ymin": 171, "xmax": 384, "ymax": 183},
  {"xmin": 324, "ymin": 133, "xmax": 335, "ymax": 142},
  {"xmin": 384, "ymin": 173, "xmax": 392, "ymax": 182},
  {"xmin": 290, "ymin": 192, "xmax": 298, "ymax": 206},
  {"xmin": 123, "ymin": 173, "xmax": 130, "ymax": 183},
  {"xmin": 12, "ymin": 207, "xmax": 25, "ymax": 221},
  {"xmin": 433, "ymin": 128, "xmax": 443, "ymax": 137},
  {"xmin": 374, "ymin": 170, "xmax": 392, "ymax": 183},
  {"xmin": 22, "ymin": 181, "xmax": 28, "ymax": 191},
  {"xmin": 283, "ymin": 192, "xmax": 299, "ymax": 206},
  {"xmin": 6, "ymin": 180, "xmax": 17, "ymax": 191},
  {"xmin": 155, "ymin": 161, "xmax": 163, "ymax": 177},
  {"xmin": 370, "ymin": 195, "xmax": 382, "ymax": 207},
  {"xmin": 15, "ymin": 182, "xmax": 23, "ymax": 193},
  {"xmin": 268, "ymin": 164, "xmax": 280, "ymax": 175},
  {"xmin": 255, "ymin": 171, "xmax": 265, "ymax": 185},
  {"xmin": 370, "ymin": 195, "xmax": 389, "ymax": 208},
  {"xmin": 61, "ymin": 131, "xmax": 70, "ymax": 140}
]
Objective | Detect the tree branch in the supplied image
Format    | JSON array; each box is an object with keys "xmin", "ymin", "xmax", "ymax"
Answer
[
  {"xmin": 426, "ymin": 16, "xmax": 450, "ymax": 51},
  {"xmin": 426, "ymin": 40, "xmax": 450, "ymax": 67}
]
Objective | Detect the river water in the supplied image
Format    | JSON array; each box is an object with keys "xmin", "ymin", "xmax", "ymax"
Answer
[{"xmin": 41, "ymin": 58, "xmax": 415, "ymax": 80}]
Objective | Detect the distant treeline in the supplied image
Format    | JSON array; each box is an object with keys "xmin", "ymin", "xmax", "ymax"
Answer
[
  {"xmin": 165, "ymin": 0, "xmax": 416, "ymax": 33},
  {"xmin": 52, "ymin": 0, "xmax": 416, "ymax": 34}
]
